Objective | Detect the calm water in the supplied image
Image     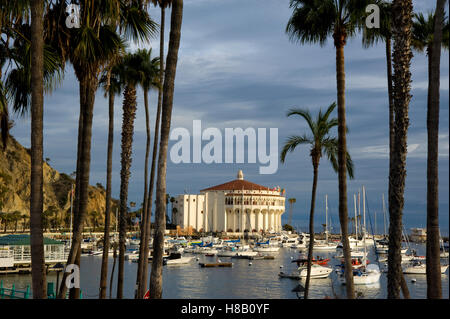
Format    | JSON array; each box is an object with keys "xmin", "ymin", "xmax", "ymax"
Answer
[{"xmin": 1, "ymin": 243, "xmax": 448, "ymax": 299}]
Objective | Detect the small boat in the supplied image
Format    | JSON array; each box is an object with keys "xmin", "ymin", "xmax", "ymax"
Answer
[
  {"xmin": 87, "ymin": 249, "xmax": 103, "ymax": 256},
  {"xmin": 292, "ymin": 256, "xmax": 330, "ymax": 266},
  {"xmin": 278, "ymin": 271, "xmax": 301, "ymax": 279},
  {"xmin": 199, "ymin": 262, "xmax": 233, "ymax": 268},
  {"xmin": 339, "ymin": 257, "xmax": 369, "ymax": 269},
  {"xmin": 125, "ymin": 250, "xmax": 140, "ymax": 261},
  {"xmin": 250, "ymin": 255, "xmax": 275, "ymax": 260},
  {"xmin": 253, "ymin": 245, "xmax": 280, "ymax": 253},
  {"xmin": 312, "ymin": 242, "xmax": 338, "ymax": 251},
  {"xmin": 163, "ymin": 253, "xmax": 193, "ymax": 265},
  {"xmin": 298, "ymin": 264, "xmax": 333, "ymax": 279},
  {"xmin": 335, "ymin": 249, "xmax": 368, "ymax": 259}
]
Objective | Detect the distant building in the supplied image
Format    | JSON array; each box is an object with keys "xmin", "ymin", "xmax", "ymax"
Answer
[
  {"xmin": 410, "ymin": 228, "xmax": 427, "ymax": 242},
  {"xmin": 172, "ymin": 170, "xmax": 286, "ymax": 234},
  {"xmin": 0, "ymin": 234, "xmax": 67, "ymax": 269}
]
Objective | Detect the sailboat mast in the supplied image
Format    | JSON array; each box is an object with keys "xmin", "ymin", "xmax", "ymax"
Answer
[
  {"xmin": 69, "ymin": 184, "xmax": 74, "ymax": 245},
  {"xmin": 382, "ymin": 193, "xmax": 387, "ymax": 237},
  {"xmin": 325, "ymin": 194, "xmax": 328, "ymax": 243},
  {"xmin": 363, "ymin": 186, "xmax": 367, "ymax": 265},
  {"xmin": 354, "ymin": 194, "xmax": 357, "ymax": 237},
  {"xmin": 358, "ymin": 190, "xmax": 361, "ymax": 238}
]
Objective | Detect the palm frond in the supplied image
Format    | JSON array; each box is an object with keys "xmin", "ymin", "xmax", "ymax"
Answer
[
  {"xmin": 280, "ymin": 134, "xmax": 313, "ymax": 163},
  {"xmin": 287, "ymin": 108, "xmax": 316, "ymax": 135}
]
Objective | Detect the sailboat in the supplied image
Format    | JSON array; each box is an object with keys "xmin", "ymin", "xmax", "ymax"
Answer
[
  {"xmin": 337, "ymin": 186, "xmax": 381, "ymax": 285},
  {"xmin": 313, "ymin": 195, "xmax": 338, "ymax": 251}
]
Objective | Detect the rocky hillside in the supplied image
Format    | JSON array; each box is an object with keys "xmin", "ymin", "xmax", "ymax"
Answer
[{"xmin": 0, "ymin": 136, "xmax": 117, "ymax": 228}]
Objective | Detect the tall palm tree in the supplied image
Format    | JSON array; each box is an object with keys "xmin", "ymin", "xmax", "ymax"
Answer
[
  {"xmin": 362, "ymin": 2, "xmax": 412, "ymax": 299},
  {"xmin": 412, "ymin": 5, "xmax": 449, "ymax": 299},
  {"xmin": 149, "ymin": 0, "xmax": 183, "ymax": 299},
  {"xmin": 54, "ymin": 0, "xmax": 157, "ymax": 299},
  {"xmin": 387, "ymin": 0, "xmax": 414, "ymax": 299},
  {"xmin": 115, "ymin": 51, "xmax": 150, "ymax": 299},
  {"xmin": 99, "ymin": 55, "xmax": 123, "ymax": 299},
  {"xmin": 138, "ymin": 0, "xmax": 173, "ymax": 299},
  {"xmin": 135, "ymin": 48, "xmax": 160, "ymax": 299},
  {"xmin": 280, "ymin": 102, "xmax": 354, "ymax": 299},
  {"xmin": 286, "ymin": 0, "xmax": 369, "ymax": 298},
  {"xmin": 288, "ymin": 198, "xmax": 296, "ymax": 226}
]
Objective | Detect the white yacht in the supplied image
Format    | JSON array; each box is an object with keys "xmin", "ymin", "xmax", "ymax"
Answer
[{"xmin": 403, "ymin": 261, "xmax": 449, "ymax": 274}]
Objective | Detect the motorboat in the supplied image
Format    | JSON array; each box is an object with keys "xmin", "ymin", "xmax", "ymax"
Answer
[
  {"xmin": 311, "ymin": 242, "xmax": 338, "ymax": 251},
  {"xmin": 403, "ymin": 261, "xmax": 449, "ymax": 274},
  {"xmin": 298, "ymin": 264, "xmax": 333, "ymax": 279},
  {"xmin": 292, "ymin": 256, "xmax": 330, "ymax": 266},
  {"xmin": 163, "ymin": 252, "xmax": 193, "ymax": 265}
]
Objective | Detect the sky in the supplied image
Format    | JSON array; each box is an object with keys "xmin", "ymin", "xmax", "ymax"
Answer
[{"xmin": 10, "ymin": 0, "xmax": 449, "ymax": 235}]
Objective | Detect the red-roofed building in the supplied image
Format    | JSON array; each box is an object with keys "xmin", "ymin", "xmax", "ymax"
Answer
[{"xmin": 172, "ymin": 170, "xmax": 285, "ymax": 234}]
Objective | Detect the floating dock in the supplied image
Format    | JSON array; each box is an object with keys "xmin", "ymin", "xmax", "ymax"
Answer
[
  {"xmin": 199, "ymin": 262, "xmax": 233, "ymax": 268},
  {"xmin": 250, "ymin": 255, "xmax": 275, "ymax": 260}
]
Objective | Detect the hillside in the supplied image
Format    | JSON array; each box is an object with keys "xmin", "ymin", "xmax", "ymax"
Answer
[{"xmin": 0, "ymin": 136, "xmax": 117, "ymax": 228}]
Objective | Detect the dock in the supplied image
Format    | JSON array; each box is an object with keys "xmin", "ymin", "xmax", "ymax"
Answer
[
  {"xmin": 199, "ymin": 262, "xmax": 233, "ymax": 268},
  {"xmin": 250, "ymin": 255, "xmax": 275, "ymax": 260}
]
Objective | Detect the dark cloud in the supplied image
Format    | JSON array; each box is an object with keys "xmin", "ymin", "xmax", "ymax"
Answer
[{"xmin": 9, "ymin": 0, "xmax": 449, "ymax": 234}]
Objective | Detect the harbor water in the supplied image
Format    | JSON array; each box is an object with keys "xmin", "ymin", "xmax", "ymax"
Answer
[{"xmin": 0, "ymin": 242, "xmax": 448, "ymax": 299}]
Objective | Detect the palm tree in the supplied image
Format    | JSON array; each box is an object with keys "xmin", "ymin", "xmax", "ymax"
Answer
[
  {"xmin": 149, "ymin": 0, "xmax": 183, "ymax": 299},
  {"xmin": 30, "ymin": 0, "xmax": 46, "ymax": 299},
  {"xmin": 55, "ymin": 0, "xmax": 157, "ymax": 299},
  {"xmin": 387, "ymin": 0, "xmax": 414, "ymax": 299},
  {"xmin": 21, "ymin": 214, "xmax": 28, "ymax": 232},
  {"xmin": 99, "ymin": 56, "xmax": 123, "ymax": 299},
  {"xmin": 138, "ymin": 0, "xmax": 174, "ymax": 299},
  {"xmin": 288, "ymin": 198, "xmax": 296, "ymax": 226},
  {"xmin": 135, "ymin": 48, "xmax": 160, "ymax": 299},
  {"xmin": 280, "ymin": 102, "xmax": 354, "ymax": 299},
  {"xmin": 412, "ymin": 5, "xmax": 449, "ymax": 299},
  {"xmin": 286, "ymin": 0, "xmax": 369, "ymax": 298}
]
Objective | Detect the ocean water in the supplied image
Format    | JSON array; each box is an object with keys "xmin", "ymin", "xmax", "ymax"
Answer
[{"xmin": 1, "ymin": 243, "xmax": 448, "ymax": 299}]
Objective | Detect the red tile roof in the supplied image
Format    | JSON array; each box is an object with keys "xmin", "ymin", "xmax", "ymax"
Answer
[{"xmin": 200, "ymin": 179, "xmax": 271, "ymax": 192}]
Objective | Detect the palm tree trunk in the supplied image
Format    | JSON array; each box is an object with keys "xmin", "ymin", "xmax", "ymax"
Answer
[
  {"xmin": 304, "ymin": 159, "xmax": 319, "ymax": 299},
  {"xmin": 386, "ymin": 35, "xmax": 411, "ymax": 300},
  {"xmin": 426, "ymin": 0, "xmax": 445, "ymax": 299},
  {"xmin": 109, "ymin": 242, "xmax": 117, "ymax": 299},
  {"xmin": 136, "ymin": 89, "xmax": 151, "ymax": 299},
  {"xmin": 30, "ymin": 0, "xmax": 46, "ymax": 299},
  {"xmin": 117, "ymin": 84, "xmax": 138, "ymax": 299},
  {"xmin": 142, "ymin": 5, "xmax": 166, "ymax": 296},
  {"xmin": 147, "ymin": 4, "xmax": 166, "ymax": 281},
  {"xmin": 58, "ymin": 73, "xmax": 98, "ymax": 299},
  {"xmin": 99, "ymin": 88, "xmax": 115, "ymax": 299},
  {"xmin": 388, "ymin": 0, "xmax": 413, "ymax": 299},
  {"xmin": 149, "ymin": 0, "xmax": 183, "ymax": 299},
  {"xmin": 334, "ymin": 34, "xmax": 354, "ymax": 299},
  {"xmin": 386, "ymin": 37, "xmax": 394, "ymax": 168}
]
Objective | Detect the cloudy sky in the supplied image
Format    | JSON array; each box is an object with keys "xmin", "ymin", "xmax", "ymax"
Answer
[{"xmin": 11, "ymin": 0, "xmax": 449, "ymax": 234}]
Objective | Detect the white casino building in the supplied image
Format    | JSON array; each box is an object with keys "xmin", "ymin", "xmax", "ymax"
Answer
[{"xmin": 172, "ymin": 170, "xmax": 285, "ymax": 233}]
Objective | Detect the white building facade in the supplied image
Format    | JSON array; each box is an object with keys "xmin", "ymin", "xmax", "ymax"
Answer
[{"xmin": 173, "ymin": 171, "xmax": 285, "ymax": 233}]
